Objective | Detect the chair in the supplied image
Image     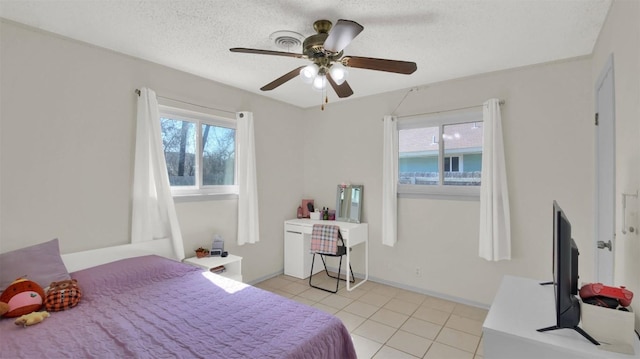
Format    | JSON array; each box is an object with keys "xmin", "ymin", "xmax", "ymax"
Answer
[{"xmin": 309, "ymin": 224, "xmax": 355, "ymax": 293}]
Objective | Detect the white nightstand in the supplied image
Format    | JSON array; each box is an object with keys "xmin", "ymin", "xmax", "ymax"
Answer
[{"xmin": 183, "ymin": 254, "xmax": 243, "ymax": 282}]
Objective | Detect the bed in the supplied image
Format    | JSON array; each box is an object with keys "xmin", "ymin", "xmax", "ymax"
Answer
[{"xmin": 0, "ymin": 240, "xmax": 357, "ymax": 358}]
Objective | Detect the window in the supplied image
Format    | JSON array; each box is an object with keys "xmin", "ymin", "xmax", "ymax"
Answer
[
  {"xmin": 444, "ymin": 156, "xmax": 460, "ymax": 172},
  {"xmin": 159, "ymin": 105, "xmax": 237, "ymax": 196},
  {"xmin": 397, "ymin": 110, "xmax": 483, "ymax": 198}
]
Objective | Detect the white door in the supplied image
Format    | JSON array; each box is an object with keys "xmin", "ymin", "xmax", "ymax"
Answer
[{"xmin": 595, "ymin": 56, "xmax": 615, "ymax": 284}]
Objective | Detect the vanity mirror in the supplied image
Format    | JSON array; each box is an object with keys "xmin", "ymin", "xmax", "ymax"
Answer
[{"xmin": 336, "ymin": 185, "xmax": 363, "ymax": 223}]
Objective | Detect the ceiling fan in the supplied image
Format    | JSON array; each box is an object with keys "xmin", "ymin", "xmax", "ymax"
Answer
[{"xmin": 230, "ymin": 19, "xmax": 417, "ymax": 100}]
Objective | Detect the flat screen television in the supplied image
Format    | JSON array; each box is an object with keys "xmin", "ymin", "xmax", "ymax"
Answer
[{"xmin": 537, "ymin": 201, "xmax": 599, "ymax": 345}]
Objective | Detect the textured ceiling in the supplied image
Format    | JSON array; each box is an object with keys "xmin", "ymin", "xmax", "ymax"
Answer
[{"xmin": 0, "ymin": 0, "xmax": 612, "ymax": 108}]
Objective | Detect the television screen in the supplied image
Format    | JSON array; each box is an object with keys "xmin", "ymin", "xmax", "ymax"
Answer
[
  {"xmin": 538, "ymin": 201, "xmax": 599, "ymax": 345},
  {"xmin": 554, "ymin": 201, "xmax": 579, "ymax": 327}
]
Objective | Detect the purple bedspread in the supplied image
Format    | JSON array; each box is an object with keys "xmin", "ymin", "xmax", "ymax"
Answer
[{"xmin": 0, "ymin": 255, "xmax": 356, "ymax": 358}]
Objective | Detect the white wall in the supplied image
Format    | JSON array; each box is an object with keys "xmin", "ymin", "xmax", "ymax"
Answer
[
  {"xmin": 2, "ymin": 0, "xmax": 637, "ymax": 308},
  {"xmin": 302, "ymin": 58, "xmax": 595, "ymax": 306},
  {"xmin": 591, "ymin": 0, "xmax": 640, "ymax": 325},
  {"xmin": 0, "ymin": 20, "xmax": 305, "ymax": 283}
]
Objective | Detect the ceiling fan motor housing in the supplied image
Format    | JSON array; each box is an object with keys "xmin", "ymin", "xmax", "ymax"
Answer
[
  {"xmin": 304, "ymin": 20, "xmax": 342, "ymax": 60},
  {"xmin": 303, "ymin": 32, "xmax": 329, "ymax": 58}
]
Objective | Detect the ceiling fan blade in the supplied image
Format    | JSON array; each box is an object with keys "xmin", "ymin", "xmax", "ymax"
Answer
[
  {"xmin": 323, "ymin": 19, "xmax": 364, "ymax": 53},
  {"xmin": 342, "ymin": 56, "xmax": 417, "ymax": 74},
  {"xmin": 260, "ymin": 66, "xmax": 306, "ymax": 91},
  {"xmin": 230, "ymin": 47, "xmax": 305, "ymax": 59},
  {"xmin": 326, "ymin": 73, "xmax": 354, "ymax": 98}
]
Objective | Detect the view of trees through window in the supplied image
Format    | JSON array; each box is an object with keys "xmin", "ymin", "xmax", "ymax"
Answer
[
  {"xmin": 202, "ymin": 123, "xmax": 235, "ymax": 186},
  {"xmin": 161, "ymin": 117, "xmax": 235, "ymax": 187}
]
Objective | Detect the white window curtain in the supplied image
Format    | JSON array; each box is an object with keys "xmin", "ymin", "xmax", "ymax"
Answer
[
  {"xmin": 479, "ymin": 98, "xmax": 511, "ymax": 261},
  {"xmin": 236, "ymin": 111, "xmax": 260, "ymax": 245},
  {"xmin": 382, "ymin": 115, "xmax": 398, "ymax": 247},
  {"xmin": 132, "ymin": 87, "xmax": 185, "ymax": 260}
]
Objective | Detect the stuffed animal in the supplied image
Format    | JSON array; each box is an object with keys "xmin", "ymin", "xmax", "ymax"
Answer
[
  {"xmin": 0, "ymin": 278, "xmax": 45, "ymax": 318},
  {"xmin": 0, "ymin": 301, "xmax": 8, "ymax": 316},
  {"xmin": 45, "ymin": 279, "xmax": 82, "ymax": 311},
  {"xmin": 14, "ymin": 311, "xmax": 49, "ymax": 327}
]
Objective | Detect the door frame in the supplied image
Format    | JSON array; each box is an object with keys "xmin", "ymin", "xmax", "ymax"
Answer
[{"xmin": 594, "ymin": 53, "xmax": 616, "ymax": 284}]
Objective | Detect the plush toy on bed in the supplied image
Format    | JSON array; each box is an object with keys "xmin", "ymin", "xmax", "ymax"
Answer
[
  {"xmin": 0, "ymin": 278, "xmax": 45, "ymax": 318},
  {"xmin": 14, "ymin": 311, "xmax": 49, "ymax": 327},
  {"xmin": 45, "ymin": 279, "xmax": 82, "ymax": 311}
]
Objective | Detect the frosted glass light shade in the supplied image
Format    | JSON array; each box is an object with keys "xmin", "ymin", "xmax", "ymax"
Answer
[
  {"xmin": 329, "ymin": 63, "xmax": 348, "ymax": 85},
  {"xmin": 312, "ymin": 75, "xmax": 327, "ymax": 90},
  {"xmin": 300, "ymin": 64, "xmax": 319, "ymax": 84}
]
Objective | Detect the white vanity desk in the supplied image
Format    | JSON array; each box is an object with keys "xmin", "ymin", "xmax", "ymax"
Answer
[{"xmin": 284, "ymin": 218, "xmax": 368, "ymax": 291}]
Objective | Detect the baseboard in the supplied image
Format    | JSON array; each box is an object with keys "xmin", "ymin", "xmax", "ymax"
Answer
[
  {"xmin": 372, "ymin": 276, "xmax": 489, "ymax": 310},
  {"xmin": 249, "ymin": 266, "xmax": 489, "ymax": 310},
  {"xmin": 322, "ymin": 265, "xmax": 490, "ymax": 310},
  {"xmin": 247, "ymin": 270, "xmax": 284, "ymax": 286}
]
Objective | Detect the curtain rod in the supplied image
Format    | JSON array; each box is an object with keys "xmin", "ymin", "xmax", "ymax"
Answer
[
  {"xmin": 396, "ymin": 99, "xmax": 505, "ymax": 119},
  {"xmin": 135, "ymin": 89, "xmax": 236, "ymax": 115}
]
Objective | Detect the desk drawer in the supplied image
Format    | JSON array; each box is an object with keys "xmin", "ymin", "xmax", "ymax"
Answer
[{"xmin": 285, "ymin": 222, "xmax": 352, "ymax": 239}]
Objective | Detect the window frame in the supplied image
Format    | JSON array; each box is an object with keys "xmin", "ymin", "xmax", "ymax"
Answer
[
  {"xmin": 159, "ymin": 105, "xmax": 238, "ymax": 199},
  {"xmin": 397, "ymin": 109, "xmax": 483, "ymax": 199}
]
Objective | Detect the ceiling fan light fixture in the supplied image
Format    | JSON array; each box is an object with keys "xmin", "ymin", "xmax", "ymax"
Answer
[
  {"xmin": 312, "ymin": 74, "xmax": 327, "ymax": 91},
  {"xmin": 300, "ymin": 64, "xmax": 319, "ymax": 84},
  {"xmin": 329, "ymin": 63, "xmax": 348, "ymax": 85}
]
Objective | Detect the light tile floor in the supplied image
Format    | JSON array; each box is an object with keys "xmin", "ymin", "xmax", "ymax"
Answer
[{"xmin": 255, "ymin": 272, "xmax": 487, "ymax": 359}]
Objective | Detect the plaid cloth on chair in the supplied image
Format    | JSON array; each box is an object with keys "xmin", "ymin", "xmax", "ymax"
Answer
[{"xmin": 310, "ymin": 224, "xmax": 340, "ymax": 255}]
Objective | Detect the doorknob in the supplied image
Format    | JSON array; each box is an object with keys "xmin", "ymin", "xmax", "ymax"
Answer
[{"xmin": 597, "ymin": 240, "xmax": 612, "ymax": 251}]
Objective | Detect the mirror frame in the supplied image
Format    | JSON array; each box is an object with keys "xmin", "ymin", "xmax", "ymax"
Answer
[{"xmin": 335, "ymin": 185, "xmax": 364, "ymax": 223}]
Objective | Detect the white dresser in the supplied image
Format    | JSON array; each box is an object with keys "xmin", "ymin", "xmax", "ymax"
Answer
[
  {"xmin": 284, "ymin": 219, "xmax": 368, "ymax": 290},
  {"xmin": 483, "ymin": 275, "xmax": 640, "ymax": 358}
]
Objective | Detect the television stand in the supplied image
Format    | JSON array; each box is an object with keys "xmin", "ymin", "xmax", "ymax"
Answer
[{"xmin": 537, "ymin": 325, "xmax": 600, "ymax": 346}]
